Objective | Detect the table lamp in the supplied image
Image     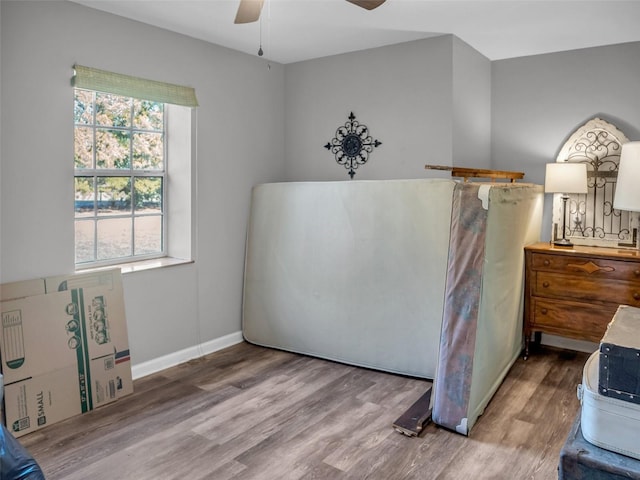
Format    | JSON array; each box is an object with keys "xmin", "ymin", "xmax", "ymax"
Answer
[
  {"xmin": 545, "ymin": 162, "xmax": 588, "ymax": 247},
  {"xmin": 613, "ymin": 141, "xmax": 640, "ymax": 248}
]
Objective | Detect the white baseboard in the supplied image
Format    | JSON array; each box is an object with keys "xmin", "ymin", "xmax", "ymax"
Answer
[
  {"xmin": 129, "ymin": 330, "xmax": 593, "ymax": 381},
  {"xmin": 131, "ymin": 330, "xmax": 244, "ymax": 380},
  {"xmin": 540, "ymin": 333, "xmax": 598, "ymax": 354}
]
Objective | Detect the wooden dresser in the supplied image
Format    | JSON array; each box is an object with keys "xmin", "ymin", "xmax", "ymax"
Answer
[{"xmin": 524, "ymin": 242, "xmax": 640, "ymax": 357}]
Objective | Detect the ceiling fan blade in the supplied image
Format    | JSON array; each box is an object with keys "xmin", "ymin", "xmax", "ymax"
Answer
[
  {"xmin": 234, "ymin": 0, "xmax": 265, "ymax": 24},
  {"xmin": 345, "ymin": 0, "xmax": 386, "ymax": 10}
]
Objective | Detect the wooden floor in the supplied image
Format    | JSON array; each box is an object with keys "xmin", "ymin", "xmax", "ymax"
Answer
[{"xmin": 21, "ymin": 342, "xmax": 589, "ymax": 480}]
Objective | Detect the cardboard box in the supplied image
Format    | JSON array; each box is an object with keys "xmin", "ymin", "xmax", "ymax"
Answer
[
  {"xmin": 0, "ymin": 279, "xmax": 45, "ymax": 302},
  {"xmin": 3, "ymin": 361, "xmax": 117, "ymax": 435},
  {"xmin": 44, "ymin": 269, "xmax": 122, "ymax": 295},
  {"xmin": 599, "ymin": 305, "xmax": 640, "ymax": 405},
  {"xmin": 44, "ymin": 270, "xmax": 133, "ymax": 399},
  {"xmin": 0, "ymin": 269, "xmax": 132, "ymax": 437},
  {"xmin": 1, "ymin": 269, "xmax": 133, "ymax": 400}
]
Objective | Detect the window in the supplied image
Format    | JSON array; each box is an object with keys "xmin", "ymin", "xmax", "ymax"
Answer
[
  {"xmin": 72, "ymin": 65, "xmax": 198, "ymax": 269},
  {"xmin": 74, "ymin": 90, "xmax": 166, "ymax": 266}
]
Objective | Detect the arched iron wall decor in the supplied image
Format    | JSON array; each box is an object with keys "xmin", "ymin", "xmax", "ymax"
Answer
[
  {"xmin": 324, "ymin": 112, "xmax": 382, "ymax": 179},
  {"xmin": 552, "ymin": 117, "xmax": 630, "ymax": 247}
]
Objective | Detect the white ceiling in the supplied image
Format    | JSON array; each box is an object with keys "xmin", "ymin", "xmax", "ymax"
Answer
[{"xmin": 71, "ymin": 0, "xmax": 640, "ymax": 64}]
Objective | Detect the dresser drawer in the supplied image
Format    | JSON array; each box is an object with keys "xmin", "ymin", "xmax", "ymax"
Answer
[
  {"xmin": 531, "ymin": 298, "xmax": 615, "ymax": 342},
  {"xmin": 534, "ymin": 272, "xmax": 640, "ymax": 306},
  {"xmin": 531, "ymin": 253, "xmax": 640, "ymax": 282},
  {"xmin": 524, "ymin": 243, "xmax": 640, "ymax": 356}
]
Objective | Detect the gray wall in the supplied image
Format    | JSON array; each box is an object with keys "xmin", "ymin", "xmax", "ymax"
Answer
[
  {"xmin": 2, "ymin": 0, "xmax": 639, "ymax": 369},
  {"xmin": 0, "ymin": 1, "xmax": 285, "ymax": 365},
  {"xmin": 452, "ymin": 36, "xmax": 492, "ymax": 169},
  {"xmin": 492, "ymin": 42, "xmax": 640, "ymax": 240},
  {"xmin": 283, "ymin": 35, "xmax": 491, "ymax": 182}
]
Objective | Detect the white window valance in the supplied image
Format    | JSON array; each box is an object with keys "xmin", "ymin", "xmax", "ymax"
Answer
[{"xmin": 72, "ymin": 64, "xmax": 198, "ymax": 107}]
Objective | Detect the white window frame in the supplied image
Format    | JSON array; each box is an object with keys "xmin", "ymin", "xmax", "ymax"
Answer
[
  {"xmin": 74, "ymin": 89, "xmax": 168, "ymax": 268},
  {"xmin": 72, "ymin": 65, "xmax": 197, "ymax": 272},
  {"xmin": 165, "ymin": 104, "xmax": 196, "ymax": 265}
]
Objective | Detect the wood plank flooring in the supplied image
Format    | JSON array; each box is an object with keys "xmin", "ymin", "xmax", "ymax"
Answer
[{"xmin": 20, "ymin": 342, "xmax": 589, "ymax": 480}]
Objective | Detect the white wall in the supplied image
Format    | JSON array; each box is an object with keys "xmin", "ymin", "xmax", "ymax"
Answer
[
  {"xmin": 492, "ymin": 42, "xmax": 640, "ymax": 241},
  {"xmin": 283, "ymin": 34, "xmax": 491, "ymax": 182},
  {"xmin": 0, "ymin": 1, "xmax": 285, "ymax": 367}
]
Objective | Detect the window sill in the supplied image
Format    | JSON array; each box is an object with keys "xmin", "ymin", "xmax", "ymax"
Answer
[{"xmin": 77, "ymin": 257, "xmax": 194, "ymax": 275}]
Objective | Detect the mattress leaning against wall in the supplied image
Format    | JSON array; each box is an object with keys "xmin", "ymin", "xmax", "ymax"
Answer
[
  {"xmin": 431, "ymin": 182, "xmax": 543, "ymax": 434},
  {"xmin": 242, "ymin": 179, "xmax": 456, "ymax": 378},
  {"xmin": 242, "ymin": 178, "xmax": 543, "ymax": 435}
]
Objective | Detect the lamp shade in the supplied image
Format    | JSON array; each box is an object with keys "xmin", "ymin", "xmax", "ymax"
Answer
[
  {"xmin": 613, "ymin": 141, "xmax": 640, "ymax": 213},
  {"xmin": 545, "ymin": 162, "xmax": 588, "ymax": 194}
]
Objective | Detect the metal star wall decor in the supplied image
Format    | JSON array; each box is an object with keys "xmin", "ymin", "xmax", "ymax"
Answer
[{"xmin": 324, "ymin": 112, "xmax": 382, "ymax": 179}]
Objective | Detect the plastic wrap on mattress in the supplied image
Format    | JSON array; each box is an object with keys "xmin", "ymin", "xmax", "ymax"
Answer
[
  {"xmin": 432, "ymin": 182, "xmax": 543, "ymax": 435},
  {"xmin": 431, "ymin": 183, "xmax": 488, "ymax": 434}
]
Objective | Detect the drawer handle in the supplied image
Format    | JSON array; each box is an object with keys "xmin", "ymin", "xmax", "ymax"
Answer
[
  {"xmin": 635, "ymin": 270, "xmax": 640, "ymax": 277},
  {"xmin": 634, "ymin": 293, "xmax": 640, "ymax": 301},
  {"xmin": 567, "ymin": 261, "xmax": 614, "ymax": 275},
  {"xmin": 542, "ymin": 281, "xmax": 550, "ymax": 288},
  {"xmin": 540, "ymin": 308, "xmax": 548, "ymax": 315},
  {"xmin": 543, "ymin": 260, "xmax": 550, "ymax": 267}
]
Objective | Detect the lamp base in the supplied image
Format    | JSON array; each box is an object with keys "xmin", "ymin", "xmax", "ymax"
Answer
[
  {"xmin": 553, "ymin": 238, "xmax": 574, "ymax": 247},
  {"xmin": 618, "ymin": 228, "xmax": 638, "ymax": 249}
]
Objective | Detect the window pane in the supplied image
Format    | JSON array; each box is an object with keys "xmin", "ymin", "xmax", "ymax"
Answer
[
  {"xmin": 96, "ymin": 93, "xmax": 131, "ymax": 127},
  {"xmin": 74, "ymin": 127, "xmax": 94, "ymax": 169},
  {"xmin": 133, "ymin": 100, "xmax": 163, "ymax": 130},
  {"xmin": 97, "ymin": 177, "xmax": 131, "ymax": 215},
  {"xmin": 134, "ymin": 177, "xmax": 162, "ymax": 212},
  {"xmin": 74, "ymin": 88, "xmax": 168, "ymax": 267},
  {"xmin": 74, "ymin": 90, "xmax": 94, "ymax": 125},
  {"xmin": 96, "ymin": 129, "xmax": 130, "ymax": 168},
  {"xmin": 75, "ymin": 176, "xmax": 95, "ymax": 216},
  {"xmin": 135, "ymin": 216, "xmax": 162, "ymax": 255},
  {"xmin": 133, "ymin": 132, "xmax": 164, "ymax": 170},
  {"xmin": 97, "ymin": 218, "xmax": 132, "ymax": 260},
  {"xmin": 75, "ymin": 219, "xmax": 95, "ymax": 263}
]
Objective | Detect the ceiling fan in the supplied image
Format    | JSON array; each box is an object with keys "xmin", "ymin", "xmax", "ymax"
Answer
[{"xmin": 234, "ymin": 0, "xmax": 386, "ymax": 24}]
